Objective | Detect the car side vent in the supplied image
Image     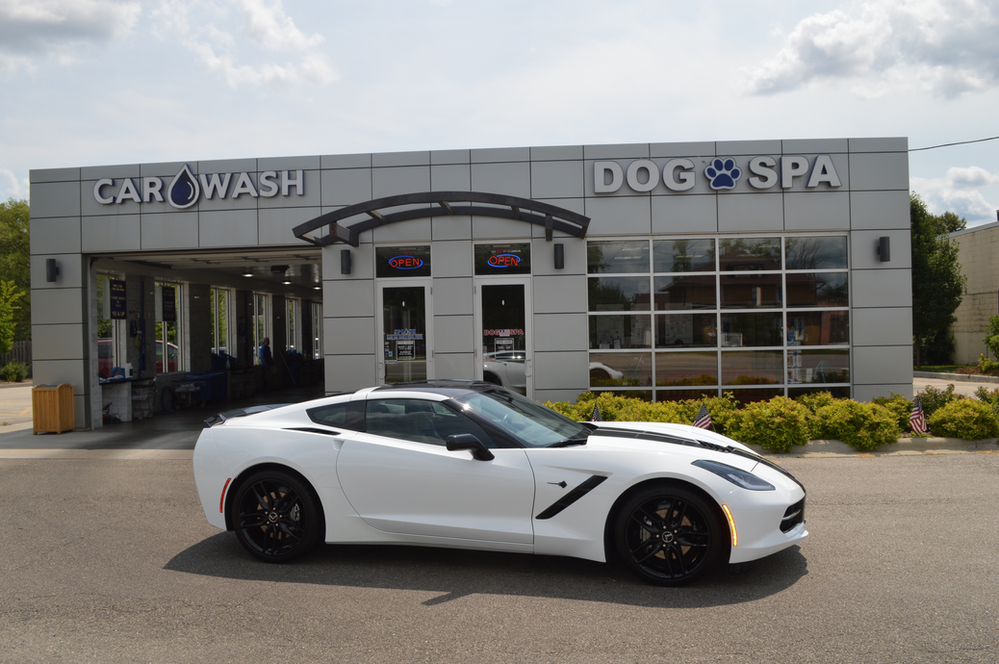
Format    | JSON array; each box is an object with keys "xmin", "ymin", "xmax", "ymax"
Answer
[{"xmin": 781, "ymin": 498, "xmax": 805, "ymax": 533}]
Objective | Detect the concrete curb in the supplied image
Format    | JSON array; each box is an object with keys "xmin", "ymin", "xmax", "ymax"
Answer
[
  {"xmin": 752, "ymin": 437, "xmax": 999, "ymax": 458},
  {"xmin": 914, "ymin": 371, "xmax": 999, "ymax": 384}
]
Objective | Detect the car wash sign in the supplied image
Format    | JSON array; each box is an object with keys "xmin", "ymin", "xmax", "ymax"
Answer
[
  {"xmin": 593, "ymin": 155, "xmax": 841, "ymax": 194},
  {"xmin": 93, "ymin": 164, "xmax": 304, "ymax": 208}
]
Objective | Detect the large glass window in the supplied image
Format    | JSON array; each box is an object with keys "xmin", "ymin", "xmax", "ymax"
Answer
[
  {"xmin": 654, "ymin": 276, "xmax": 715, "ymax": 310},
  {"xmin": 655, "ymin": 313, "xmax": 716, "ymax": 348},
  {"xmin": 786, "ymin": 272, "xmax": 848, "ymax": 307},
  {"xmin": 252, "ymin": 293, "xmax": 269, "ymax": 364},
  {"xmin": 376, "ymin": 246, "xmax": 432, "ymax": 278},
  {"xmin": 588, "ymin": 240, "xmax": 650, "ymax": 273},
  {"xmin": 311, "ymin": 301, "xmax": 323, "ymax": 359},
  {"xmin": 720, "ymin": 312, "xmax": 783, "ymax": 347},
  {"xmin": 653, "ymin": 239, "xmax": 716, "ymax": 272},
  {"xmin": 589, "ymin": 276, "xmax": 651, "ymax": 311},
  {"xmin": 475, "ymin": 243, "xmax": 531, "ymax": 275},
  {"xmin": 785, "ymin": 237, "xmax": 848, "ymax": 270},
  {"xmin": 286, "ymin": 298, "xmax": 301, "ymax": 351},
  {"xmin": 210, "ymin": 287, "xmax": 230, "ymax": 355},
  {"xmin": 589, "ymin": 315, "xmax": 652, "ymax": 350},
  {"xmin": 656, "ymin": 351, "xmax": 717, "ymax": 387},
  {"xmin": 587, "ymin": 234, "xmax": 850, "ymax": 401},
  {"xmin": 155, "ymin": 282, "xmax": 181, "ymax": 373},
  {"xmin": 719, "ymin": 238, "xmax": 781, "ymax": 271},
  {"xmin": 96, "ymin": 273, "xmax": 125, "ymax": 378},
  {"xmin": 720, "ymin": 274, "xmax": 783, "ymax": 308}
]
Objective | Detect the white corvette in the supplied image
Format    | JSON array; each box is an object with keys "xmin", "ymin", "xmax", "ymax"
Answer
[{"xmin": 193, "ymin": 380, "xmax": 807, "ymax": 586}]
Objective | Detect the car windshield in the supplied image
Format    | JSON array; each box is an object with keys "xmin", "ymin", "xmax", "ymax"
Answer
[{"xmin": 452, "ymin": 388, "xmax": 589, "ymax": 448}]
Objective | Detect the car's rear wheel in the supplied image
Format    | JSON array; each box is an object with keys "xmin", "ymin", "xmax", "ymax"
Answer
[
  {"xmin": 232, "ymin": 470, "xmax": 322, "ymax": 563},
  {"xmin": 615, "ymin": 484, "xmax": 723, "ymax": 586}
]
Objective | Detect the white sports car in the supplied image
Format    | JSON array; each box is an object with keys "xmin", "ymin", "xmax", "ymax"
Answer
[{"xmin": 192, "ymin": 380, "xmax": 807, "ymax": 586}]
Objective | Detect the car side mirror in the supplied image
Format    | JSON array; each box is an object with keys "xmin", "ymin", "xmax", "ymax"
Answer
[{"xmin": 446, "ymin": 434, "xmax": 495, "ymax": 461}]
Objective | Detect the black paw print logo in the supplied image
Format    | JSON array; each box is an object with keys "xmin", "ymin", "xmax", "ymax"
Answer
[{"xmin": 704, "ymin": 158, "xmax": 741, "ymax": 190}]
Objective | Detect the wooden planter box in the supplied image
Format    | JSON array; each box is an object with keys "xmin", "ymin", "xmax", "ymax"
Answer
[{"xmin": 32, "ymin": 383, "xmax": 75, "ymax": 434}]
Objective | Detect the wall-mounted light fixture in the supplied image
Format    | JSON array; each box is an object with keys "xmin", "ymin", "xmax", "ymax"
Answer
[
  {"xmin": 877, "ymin": 236, "xmax": 891, "ymax": 262},
  {"xmin": 45, "ymin": 258, "xmax": 60, "ymax": 282},
  {"xmin": 341, "ymin": 249, "xmax": 352, "ymax": 275},
  {"xmin": 554, "ymin": 243, "xmax": 564, "ymax": 270}
]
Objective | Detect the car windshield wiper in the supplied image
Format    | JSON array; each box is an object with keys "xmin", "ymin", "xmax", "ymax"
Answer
[{"xmin": 548, "ymin": 432, "xmax": 591, "ymax": 448}]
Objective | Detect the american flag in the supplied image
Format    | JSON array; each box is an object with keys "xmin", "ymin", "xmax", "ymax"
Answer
[
  {"xmin": 693, "ymin": 403, "xmax": 712, "ymax": 429},
  {"xmin": 909, "ymin": 396, "xmax": 928, "ymax": 434},
  {"xmin": 591, "ymin": 404, "xmax": 602, "ymax": 422}
]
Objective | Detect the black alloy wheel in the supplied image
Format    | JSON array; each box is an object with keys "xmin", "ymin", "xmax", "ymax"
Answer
[
  {"xmin": 615, "ymin": 485, "xmax": 723, "ymax": 586},
  {"xmin": 232, "ymin": 470, "xmax": 322, "ymax": 563}
]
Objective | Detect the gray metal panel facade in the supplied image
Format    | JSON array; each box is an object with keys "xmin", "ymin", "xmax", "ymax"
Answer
[{"xmin": 29, "ymin": 138, "xmax": 913, "ymax": 428}]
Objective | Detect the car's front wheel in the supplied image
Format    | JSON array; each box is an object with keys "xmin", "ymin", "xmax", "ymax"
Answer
[
  {"xmin": 231, "ymin": 470, "xmax": 323, "ymax": 563},
  {"xmin": 615, "ymin": 484, "xmax": 723, "ymax": 586}
]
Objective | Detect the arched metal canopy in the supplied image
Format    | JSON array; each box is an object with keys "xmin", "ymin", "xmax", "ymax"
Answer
[{"xmin": 292, "ymin": 191, "xmax": 590, "ymax": 247}]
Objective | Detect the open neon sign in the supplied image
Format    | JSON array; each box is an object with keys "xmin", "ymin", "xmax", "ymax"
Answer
[
  {"xmin": 388, "ymin": 256, "xmax": 424, "ymax": 270},
  {"xmin": 487, "ymin": 254, "xmax": 521, "ymax": 268}
]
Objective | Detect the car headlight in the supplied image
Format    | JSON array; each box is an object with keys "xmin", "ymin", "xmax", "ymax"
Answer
[{"xmin": 692, "ymin": 459, "xmax": 775, "ymax": 491}]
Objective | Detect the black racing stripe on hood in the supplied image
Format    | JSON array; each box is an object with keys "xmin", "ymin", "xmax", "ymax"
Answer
[
  {"xmin": 589, "ymin": 427, "xmax": 703, "ymax": 448},
  {"xmin": 590, "ymin": 426, "xmax": 805, "ymax": 492}
]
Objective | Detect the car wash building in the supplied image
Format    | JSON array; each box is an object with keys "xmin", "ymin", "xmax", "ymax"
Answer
[{"xmin": 29, "ymin": 137, "xmax": 913, "ymax": 429}]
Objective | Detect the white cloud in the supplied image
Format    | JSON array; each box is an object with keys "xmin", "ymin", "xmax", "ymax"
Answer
[
  {"xmin": 0, "ymin": 0, "xmax": 141, "ymax": 73},
  {"xmin": 153, "ymin": 0, "xmax": 337, "ymax": 88},
  {"xmin": 745, "ymin": 0, "xmax": 999, "ymax": 99},
  {"xmin": 232, "ymin": 0, "xmax": 324, "ymax": 51},
  {"xmin": 0, "ymin": 168, "xmax": 29, "ymax": 201},
  {"xmin": 911, "ymin": 166, "xmax": 999, "ymax": 225}
]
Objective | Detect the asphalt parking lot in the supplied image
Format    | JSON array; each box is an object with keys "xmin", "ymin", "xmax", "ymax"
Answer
[
  {"xmin": 1, "ymin": 452, "xmax": 997, "ymax": 663},
  {"xmin": 2, "ymin": 377, "xmax": 999, "ymax": 662}
]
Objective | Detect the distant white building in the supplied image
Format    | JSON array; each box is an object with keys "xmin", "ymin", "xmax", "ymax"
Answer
[{"xmin": 949, "ymin": 220, "xmax": 999, "ymax": 364}]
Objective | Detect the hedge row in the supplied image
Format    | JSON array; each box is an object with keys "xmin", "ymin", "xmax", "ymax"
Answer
[{"xmin": 544, "ymin": 388, "xmax": 999, "ymax": 453}]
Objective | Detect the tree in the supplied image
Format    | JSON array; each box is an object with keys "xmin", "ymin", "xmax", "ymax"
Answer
[
  {"xmin": 0, "ymin": 281, "xmax": 25, "ymax": 355},
  {"xmin": 0, "ymin": 199, "xmax": 30, "ymax": 340},
  {"xmin": 910, "ymin": 194, "xmax": 966, "ymax": 368}
]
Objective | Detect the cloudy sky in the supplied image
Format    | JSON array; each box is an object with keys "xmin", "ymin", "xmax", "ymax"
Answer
[{"xmin": 2, "ymin": 0, "xmax": 998, "ymax": 226}]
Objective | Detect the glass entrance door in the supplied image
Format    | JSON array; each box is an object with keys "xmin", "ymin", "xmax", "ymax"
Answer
[
  {"xmin": 479, "ymin": 281, "xmax": 531, "ymax": 396},
  {"xmin": 380, "ymin": 285, "xmax": 430, "ymax": 384}
]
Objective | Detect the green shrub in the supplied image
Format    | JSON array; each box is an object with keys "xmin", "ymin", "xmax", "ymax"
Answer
[
  {"xmin": 977, "ymin": 354, "xmax": 999, "ymax": 375},
  {"xmin": 975, "ymin": 387, "xmax": 999, "ymax": 416},
  {"xmin": 918, "ymin": 384, "xmax": 963, "ymax": 417},
  {"xmin": 695, "ymin": 392, "xmax": 741, "ymax": 435},
  {"xmin": 726, "ymin": 396, "xmax": 811, "ymax": 453},
  {"xmin": 872, "ymin": 392, "xmax": 914, "ymax": 432},
  {"xmin": 0, "ymin": 361, "xmax": 28, "ymax": 382},
  {"xmin": 545, "ymin": 392, "xmax": 685, "ymax": 423},
  {"xmin": 794, "ymin": 391, "xmax": 836, "ymax": 413},
  {"xmin": 926, "ymin": 399, "xmax": 999, "ymax": 440},
  {"xmin": 815, "ymin": 400, "xmax": 901, "ymax": 451}
]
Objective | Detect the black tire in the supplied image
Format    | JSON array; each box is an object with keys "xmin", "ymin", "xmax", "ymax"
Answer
[
  {"xmin": 482, "ymin": 372, "xmax": 502, "ymax": 385},
  {"xmin": 614, "ymin": 484, "xmax": 724, "ymax": 586},
  {"xmin": 231, "ymin": 470, "xmax": 323, "ymax": 563}
]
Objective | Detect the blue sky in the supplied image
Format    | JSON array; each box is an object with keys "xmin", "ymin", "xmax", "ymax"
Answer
[{"xmin": 3, "ymin": 0, "xmax": 999, "ymax": 226}]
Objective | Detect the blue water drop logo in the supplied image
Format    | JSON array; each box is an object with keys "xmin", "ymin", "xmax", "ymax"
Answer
[{"xmin": 168, "ymin": 164, "xmax": 200, "ymax": 209}]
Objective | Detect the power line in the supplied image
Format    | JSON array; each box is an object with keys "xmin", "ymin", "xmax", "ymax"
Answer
[{"xmin": 910, "ymin": 135, "xmax": 999, "ymax": 152}]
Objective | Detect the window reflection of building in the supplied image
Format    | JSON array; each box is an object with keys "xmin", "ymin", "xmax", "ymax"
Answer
[{"xmin": 587, "ymin": 235, "xmax": 850, "ymax": 401}]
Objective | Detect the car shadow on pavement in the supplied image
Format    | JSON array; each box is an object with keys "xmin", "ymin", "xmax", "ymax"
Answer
[{"xmin": 165, "ymin": 532, "xmax": 808, "ymax": 608}]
